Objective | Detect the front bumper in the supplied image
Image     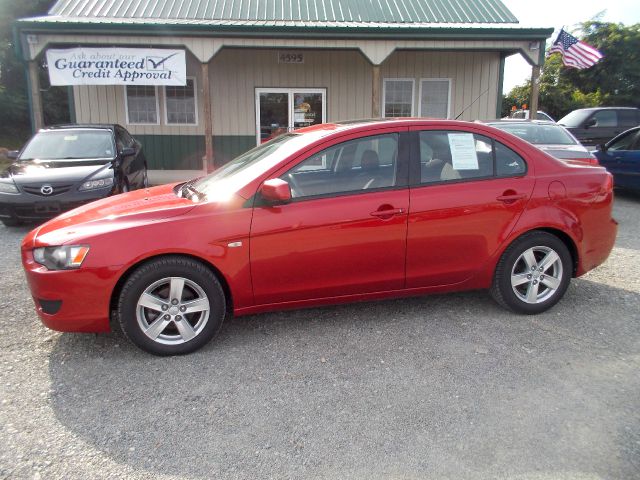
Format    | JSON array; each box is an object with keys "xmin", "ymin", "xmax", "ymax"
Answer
[
  {"xmin": 21, "ymin": 248, "xmax": 121, "ymax": 333},
  {"xmin": 0, "ymin": 186, "xmax": 113, "ymax": 221}
]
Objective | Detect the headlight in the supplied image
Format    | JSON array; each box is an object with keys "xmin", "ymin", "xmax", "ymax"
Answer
[
  {"xmin": 33, "ymin": 245, "xmax": 90, "ymax": 270},
  {"xmin": 0, "ymin": 182, "xmax": 18, "ymax": 194},
  {"xmin": 79, "ymin": 177, "xmax": 114, "ymax": 191}
]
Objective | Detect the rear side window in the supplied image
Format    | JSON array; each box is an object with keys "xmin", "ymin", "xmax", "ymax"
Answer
[
  {"xmin": 418, "ymin": 130, "xmax": 526, "ymax": 184},
  {"xmin": 618, "ymin": 109, "xmax": 640, "ymax": 127},
  {"xmin": 495, "ymin": 143, "xmax": 526, "ymax": 176}
]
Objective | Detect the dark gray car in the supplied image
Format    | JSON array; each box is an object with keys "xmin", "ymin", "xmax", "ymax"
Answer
[
  {"xmin": 557, "ymin": 107, "xmax": 640, "ymax": 147},
  {"xmin": 0, "ymin": 124, "xmax": 148, "ymax": 226}
]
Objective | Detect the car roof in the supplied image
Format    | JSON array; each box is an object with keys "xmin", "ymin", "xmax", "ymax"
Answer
[
  {"xmin": 571, "ymin": 107, "xmax": 640, "ymax": 112},
  {"xmin": 38, "ymin": 124, "xmax": 117, "ymax": 132},
  {"xmin": 482, "ymin": 119, "xmax": 557, "ymax": 126},
  {"xmin": 296, "ymin": 118, "xmax": 511, "ymax": 136}
]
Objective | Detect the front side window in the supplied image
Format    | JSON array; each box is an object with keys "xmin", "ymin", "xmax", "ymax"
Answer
[
  {"xmin": 165, "ymin": 79, "xmax": 197, "ymax": 125},
  {"xmin": 592, "ymin": 110, "xmax": 616, "ymax": 127},
  {"xmin": 126, "ymin": 86, "xmax": 158, "ymax": 124},
  {"xmin": 283, "ymin": 133, "xmax": 399, "ymax": 199},
  {"xmin": 419, "ymin": 79, "xmax": 450, "ymax": 119},
  {"xmin": 383, "ymin": 79, "xmax": 414, "ymax": 117},
  {"xmin": 609, "ymin": 129, "xmax": 640, "ymax": 151},
  {"xmin": 418, "ymin": 131, "xmax": 526, "ymax": 184}
]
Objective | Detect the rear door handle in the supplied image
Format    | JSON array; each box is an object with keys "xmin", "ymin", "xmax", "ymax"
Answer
[
  {"xmin": 497, "ymin": 193, "xmax": 526, "ymax": 203},
  {"xmin": 370, "ymin": 208, "xmax": 405, "ymax": 218}
]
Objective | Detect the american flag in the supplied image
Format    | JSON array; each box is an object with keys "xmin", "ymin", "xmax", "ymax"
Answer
[{"xmin": 548, "ymin": 29, "xmax": 604, "ymax": 69}]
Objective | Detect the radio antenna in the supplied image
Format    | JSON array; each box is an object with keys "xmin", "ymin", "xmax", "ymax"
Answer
[{"xmin": 454, "ymin": 87, "xmax": 490, "ymax": 120}]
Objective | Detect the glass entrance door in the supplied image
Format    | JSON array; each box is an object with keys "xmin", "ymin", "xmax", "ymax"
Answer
[{"xmin": 256, "ymin": 88, "xmax": 326, "ymax": 144}]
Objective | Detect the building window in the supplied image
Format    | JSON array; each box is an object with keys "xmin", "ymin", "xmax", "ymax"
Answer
[
  {"xmin": 165, "ymin": 78, "xmax": 197, "ymax": 125},
  {"xmin": 419, "ymin": 79, "xmax": 451, "ymax": 119},
  {"xmin": 125, "ymin": 86, "xmax": 158, "ymax": 124},
  {"xmin": 383, "ymin": 79, "xmax": 414, "ymax": 117}
]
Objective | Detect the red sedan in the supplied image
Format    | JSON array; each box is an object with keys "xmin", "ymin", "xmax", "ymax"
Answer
[{"xmin": 21, "ymin": 119, "xmax": 617, "ymax": 355}]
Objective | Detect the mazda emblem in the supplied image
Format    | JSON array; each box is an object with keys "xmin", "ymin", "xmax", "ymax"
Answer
[{"xmin": 40, "ymin": 184, "xmax": 54, "ymax": 195}]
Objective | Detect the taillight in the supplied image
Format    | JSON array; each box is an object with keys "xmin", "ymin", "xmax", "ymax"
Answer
[
  {"xmin": 573, "ymin": 157, "xmax": 599, "ymax": 165},
  {"xmin": 604, "ymin": 172, "xmax": 614, "ymax": 192}
]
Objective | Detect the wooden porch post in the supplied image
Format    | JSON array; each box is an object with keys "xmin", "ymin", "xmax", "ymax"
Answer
[
  {"xmin": 529, "ymin": 65, "xmax": 541, "ymax": 120},
  {"xmin": 372, "ymin": 65, "xmax": 381, "ymax": 118},
  {"xmin": 27, "ymin": 60, "xmax": 44, "ymax": 131},
  {"xmin": 201, "ymin": 62, "xmax": 214, "ymax": 171}
]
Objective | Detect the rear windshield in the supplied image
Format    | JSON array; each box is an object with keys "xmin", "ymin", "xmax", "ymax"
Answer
[
  {"xmin": 490, "ymin": 123, "xmax": 577, "ymax": 145},
  {"xmin": 20, "ymin": 130, "xmax": 115, "ymax": 160},
  {"xmin": 557, "ymin": 110, "xmax": 591, "ymax": 128}
]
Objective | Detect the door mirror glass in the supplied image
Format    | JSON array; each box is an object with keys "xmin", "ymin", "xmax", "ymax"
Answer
[
  {"xmin": 7, "ymin": 150, "xmax": 19, "ymax": 159},
  {"xmin": 261, "ymin": 178, "xmax": 292, "ymax": 204},
  {"xmin": 121, "ymin": 147, "xmax": 135, "ymax": 157}
]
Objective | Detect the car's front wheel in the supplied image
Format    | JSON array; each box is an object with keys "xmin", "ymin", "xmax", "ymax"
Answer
[
  {"xmin": 1, "ymin": 217, "xmax": 20, "ymax": 227},
  {"xmin": 491, "ymin": 231, "xmax": 572, "ymax": 314},
  {"xmin": 117, "ymin": 256, "xmax": 226, "ymax": 355}
]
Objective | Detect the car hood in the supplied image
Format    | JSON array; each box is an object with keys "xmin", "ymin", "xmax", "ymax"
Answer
[
  {"xmin": 29, "ymin": 183, "xmax": 198, "ymax": 247},
  {"xmin": 3, "ymin": 158, "xmax": 113, "ymax": 184}
]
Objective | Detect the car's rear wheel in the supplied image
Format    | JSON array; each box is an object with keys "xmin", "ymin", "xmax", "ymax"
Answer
[
  {"xmin": 491, "ymin": 231, "xmax": 572, "ymax": 314},
  {"xmin": 117, "ymin": 256, "xmax": 226, "ymax": 355}
]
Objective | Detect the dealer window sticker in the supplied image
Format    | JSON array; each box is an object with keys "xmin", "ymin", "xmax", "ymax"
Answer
[
  {"xmin": 448, "ymin": 133, "xmax": 479, "ymax": 170},
  {"xmin": 63, "ymin": 135, "xmax": 78, "ymax": 141}
]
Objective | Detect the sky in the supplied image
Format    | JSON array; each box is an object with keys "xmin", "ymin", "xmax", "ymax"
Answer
[{"xmin": 500, "ymin": 0, "xmax": 640, "ymax": 93}]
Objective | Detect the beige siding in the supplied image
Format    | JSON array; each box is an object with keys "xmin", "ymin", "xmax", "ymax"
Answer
[
  {"xmin": 73, "ymin": 52, "xmax": 205, "ymax": 135},
  {"xmin": 29, "ymin": 33, "xmax": 541, "ymax": 65},
  {"xmin": 210, "ymin": 49, "xmax": 373, "ymax": 136},
  {"xmin": 380, "ymin": 50, "xmax": 500, "ymax": 121}
]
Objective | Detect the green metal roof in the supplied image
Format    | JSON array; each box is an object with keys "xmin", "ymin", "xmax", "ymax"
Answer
[{"xmin": 47, "ymin": 0, "xmax": 518, "ymax": 24}]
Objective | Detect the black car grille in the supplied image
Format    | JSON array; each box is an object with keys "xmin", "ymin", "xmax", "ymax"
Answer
[{"xmin": 22, "ymin": 184, "xmax": 74, "ymax": 196}]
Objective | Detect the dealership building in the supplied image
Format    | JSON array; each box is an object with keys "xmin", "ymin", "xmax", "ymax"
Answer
[{"xmin": 15, "ymin": 0, "xmax": 552, "ymax": 182}]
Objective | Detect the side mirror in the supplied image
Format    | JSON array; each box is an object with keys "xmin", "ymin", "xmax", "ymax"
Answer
[
  {"xmin": 260, "ymin": 178, "xmax": 292, "ymax": 204},
  {"xmin": 596, "ymin": 143, "xmax": 607, "ymax": 152},
  {"xmin": 584, "ymin": 118, "xmax": 596, "ymax": 129},
  {"xmin": 121, "ymin": 147, "xmax": 135, "ymax": 157},
  {"xmin": 7, "ymin": 150, "xmax": 19, "ymax": 159}
]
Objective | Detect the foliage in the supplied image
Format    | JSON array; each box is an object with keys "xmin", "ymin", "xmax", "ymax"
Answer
[
  {"xmin": 502, "ymin": 20, "xmax": 640, "ymax": 120},
  {"xmin": 0, "ymin": 0, "xmax": 64, "ymax": 146}
]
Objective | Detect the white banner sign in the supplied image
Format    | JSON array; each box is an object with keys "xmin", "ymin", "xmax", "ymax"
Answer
[{"xmin": 46, "ymin": 48, "xmax": 186, "ymax": 86}]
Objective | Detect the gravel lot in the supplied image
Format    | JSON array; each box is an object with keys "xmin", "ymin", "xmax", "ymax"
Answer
[{"xmin": 1, "ymin": 193, "xmax": 639, "ymax": 480}]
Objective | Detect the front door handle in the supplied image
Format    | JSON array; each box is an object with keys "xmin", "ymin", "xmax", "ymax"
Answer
[
  {"xmin": 497, "ymin": 193, "xmax": 527, "ymax": 203},
  {"xmin": 370, "ymin": 208, "xmax": 405, "ymax": 218}
]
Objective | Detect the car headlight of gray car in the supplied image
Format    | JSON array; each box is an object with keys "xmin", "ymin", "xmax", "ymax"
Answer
[
  {"xmin": 0, "ymin": 181, "xmax": 19, "ymax": 194},
  {"xmin": 78, "ymin": 173, "xmax": 114, "ymax": 191}
]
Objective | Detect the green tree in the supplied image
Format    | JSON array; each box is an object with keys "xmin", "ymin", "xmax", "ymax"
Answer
[
  {"xmin": 0, "ymin": 0, "xmax": 60, "ymax": 145},
  {"xmin": 566, "ymin": 21, "xmax": 640, "ymax": 107},
  {"xmin": 503, "ymin": 20, "xmax": 639, "ymax": 120}
]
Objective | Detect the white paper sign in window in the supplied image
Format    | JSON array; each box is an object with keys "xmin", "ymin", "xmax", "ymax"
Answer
[{"xmin": 448, "ymin": 133, "xmax": 479, "ymax": 170}]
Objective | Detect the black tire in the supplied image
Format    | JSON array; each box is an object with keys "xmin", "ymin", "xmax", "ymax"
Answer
[
  {"xmin": 117, "ymin": 256, "xmax": 226, "ymax": 355},
  {"xmin": 491, "ymin": 231, "xmax": 572, "ymax": 314},
  {"xmin": 1, "ymin": 217, "xmax": 20, "ymax": 227}
]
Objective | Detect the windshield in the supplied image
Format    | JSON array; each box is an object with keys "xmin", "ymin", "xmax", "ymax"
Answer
[
  {"xmin": 557, "ymin": 110, "xmax": 590, "ymax": 128},
  {"xmin": 191, "ymin": 131, "xmax": 329, "ymax": 201},
  {"xmin": 20, "ymin": 129, "xmax": 115, "ymax": 160},
  {"xmin": 490, "ymin": 123, "xmax": 578, "ymax": 145}
]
